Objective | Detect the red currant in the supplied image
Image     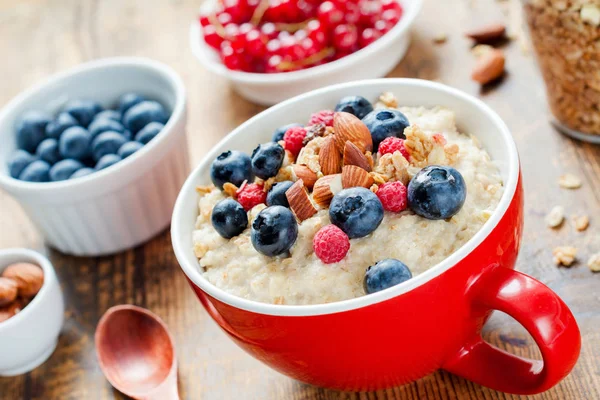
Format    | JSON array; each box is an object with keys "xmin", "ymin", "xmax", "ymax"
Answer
[
  {"xmin": 245, "ymin": 29, "xmax": 267, "ymax": 58},
  {"xmin": 260, "ymin": 23, "xmax": 278, "ymax": 40},
  {"xmin": 382, "ymin": 9, "xmax": 401, "ymax": 25},
  {"xmin": 266, "ymin": 38, "xmax": 283, "ymax": 56},
  {"xmin": 332, "ymin": 24, "xmax": 358, "ymax": 53},
  {"xmin": 382, "ymin": 0, "xmax": 402, "ymax": 12},
  {"xmin": 359, "ymin": 27, "xmax": 382, "ymax": 48},
  {"xmin": 203, "ymin": 25, "xmax": 223, "ymax": 50},
  {"xmin": 357, "ymin": 0, "xmax": 382, "ymax": 27},
  {"xmin": 221, "ymin": 46, "xmax": 246, "ymax": 70},
  {"xmin": 374, "ymin": 20, "xmax": 392, "ymax": 35},
  {"xmin": 343, "ymin": 2, "xmax": 361, "ymax": 25},
  {"xmin": 306, "ymin": 20, "xmax": 328, "ymax": 46},
  {"xmin": 199, "ymin": 14, "xmax": 211, "ymax": 27},
  {"xmin": 317, "ymin": 1, "xmax": 344, "ymax": 30},
  {"xmin": 223, "ymin": 0, "xmax": 253, "ymax": 24},
  {"xmin": 216, "ymin": 11, "xmax": 233, "ymax": 26},
  {"xmin": 266, "ymin": 55, "xmax": 283, "ymax": 73}
]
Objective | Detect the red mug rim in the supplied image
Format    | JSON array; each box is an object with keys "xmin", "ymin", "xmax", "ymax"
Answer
[{"xmin": 171, "ymin": 79, "xmax": 520, "ymax": 317}]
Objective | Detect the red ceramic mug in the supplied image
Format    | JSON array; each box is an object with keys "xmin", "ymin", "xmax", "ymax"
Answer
[{"xmin": 172, "ymin": 79, "xmax": 580, "ymax": 394}]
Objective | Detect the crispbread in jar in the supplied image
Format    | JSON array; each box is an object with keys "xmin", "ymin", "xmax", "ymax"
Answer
[{"xmin": 524, "ymin": 0, "xmax": 600, "ymax": 143}]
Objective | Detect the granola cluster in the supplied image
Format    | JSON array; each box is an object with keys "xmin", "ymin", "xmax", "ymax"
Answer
[{"xmin": 525, "ymin": 0, "xmax": 600, "ymax": 135}]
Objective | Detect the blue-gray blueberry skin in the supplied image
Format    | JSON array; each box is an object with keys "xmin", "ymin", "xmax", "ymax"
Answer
[
  {"xmin": 251, "ymin": 206, "xmax": 298, "ymax": 257},
  {"xmin": 16, "ymin": 111, "xmax": 51, "ymax": 152},
  {"xmin": 7, "ymin": 150, "xmax": 37, "ymax": 178},
  {"xmin": 364, "ymin": 259, "xmax": 412, "ymax": 294},
  {"xmin": 251, "ymin": 142, "xmax": 285, "ymax": 180},
  {"xmin": 49, "ymin": 159, "xmax": 84, "ymax": 182},
  {"xmin": 70, "ymin": 167, "xmax": 95, "ymax": 180},
  {"xmin": 266, "ymin": 181, "xmax": 294, "ymax": 208},
  {"xmin": 407, "ymin": 165, "xmax": 466, "ymax": 220},
  {"xmin": 88, "ymin": 118, "xmax": 126, "ymax": 140},
  {"xmin": 335, "ymin": 96, "xmax": 374, "ymax": 119},
  {"xmin": 362, "ymin": 108, "xmax": 410, "ymax": 151},
  {"xmin": 95, "ymin": 154, "xmax": 122, "ymax": 170},
  {"xmin": 45, "ymin": 112, "xmax": 79, "ymax": 140},
  {"xmin": 118, "ymin": 93, "xmax": 146, "ymax": 115},
  {"xmin": 118, "ymin": 141, "xmax": 144, "ymax": 159},
  {"xmin": 36, "ymin": 138, "xmax": 61, "ymax": 165},
  {"xmin": 91, "ymin": 131, "xmax": 128, "ymax": 161},
  {"xmin": 135, "ymin": 122, "xmax": 164, "ymax": 144},
  {"xmin": 123, "ymin": 101, "xmax": 168, "ymax": 134},
  {"xmin": 63, "ymin": 99, "xmax": 103, "ymax": 127},
  {"xmin": 59, "ymin": 126, "xmax": 92, "ymax": 160},
  {"xmin": 211, "ymin": 198, "xmax": 248, "ymax": 239},
  {"xmin": 210, "ymin": 150, "xmax": 253, "ymax": 189},
  {"xmin": 18, "ymin": 160, "xmax": 51, "ymax": 182},
  {"xmin": 329, "ymin": 187, "xmax": 384, "ymax": 239}
]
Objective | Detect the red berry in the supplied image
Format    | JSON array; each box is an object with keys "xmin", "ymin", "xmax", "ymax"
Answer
[
  {"xmin": 382, "ymin": 0, "xmax": 403, "ymax": 13},
  {"xmin": 217, "ymin": 12, "xmax": 233, "ymax": 26},
  {"xmin": 382, "ymin": 9, "xmax": 401, "ymax": 25},
  {"xmin": 221, "ymin": 45, "xmax": 246, "ymax": 71},
  {"xmin": 378, "ymin": 136, "xmax": 410, "ymax": 160},
  {"xmin": 343, "ymin": 2, "xmax": 361, "ymax": 24},
  {"xmin": 266, "ymin": 38, "xmax": 283, "ymax": 56},
  {"xmin": 359, "ymin": 27, "xmax": 382, "ymax": 48},
  {"xmin": 332, "ymin": 24, "xmax": 358, "ymax": 53},
  {"xmin": 309, "ymin": 110, "xmax": 335, "ymax": 127},
  {"xmin": 313, "ymin": 225, "xmax": 350, "ymax": 264},
  {"xmin": 261, "ymin": 22, "xmax": 278, "ymax": 39},
  {"xmin": 199, "ymin": 14, "xmax": 211, "ymax": 27},
  {"xmin": 283, "ymin": 126, "xmax": 307, "ymax": 156},
  {"xmin": 358, "ymin": 1, "xmax": 382, "ymax": 26},
  {"xmin": 307, "ymin": 20, "xmax": 328, "ymax": 46},
  {"xmin": 374, "ymin": 20, "xmax": 392, "ymax": 35},
  {"xmin": 317, "ymin": 1, "xmax": 344, "ymax": 29},
  {"xmin": 203, "ymin": 25, "xmax": 223, "ymax": 50},
  {"xmin": 376, "ymin": 181, "xmax": 408, "ymax": 213},
  {"xmin": 245, "ymin": 29, "xmax": 267, "ymax": 58},
  {"xmin": 223, "ymin": 0, "xmax": 253, "ymax": 23},
  {"xmin": 266, "ymin": 55, "xmax": 283, "ymax": 73},
  {"xmin": 236, "ymin": 182, "xmax": 267, "ymax": 210}
]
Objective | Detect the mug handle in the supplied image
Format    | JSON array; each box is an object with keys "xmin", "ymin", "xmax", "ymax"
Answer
[{"xmin": 443, "ymin": 266, "xmax": 581, "ymax": 395}]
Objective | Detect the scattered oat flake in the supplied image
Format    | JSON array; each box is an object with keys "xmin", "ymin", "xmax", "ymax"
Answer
[
  {"xmin": 573, "ymin": 215, "xmax": 590, "ymax": 232},
  {"xmin": 471, "ymin": 44, "xmax": 494, "ymax": 58},
  {"xmin": 553, "ymin": 246, "xmax": 577, "ymax": 267},
  {"xmin": 545, "ymin": 206, "xmax": 564, "ymax": 228},
  {"xmin": 558, "ymin": 174, "xmax": 582, "ymax": 189},
  {"xmin": 196, "ymin": 185, "xmax": 213, "ymax": 195},
  {"xmin": 587, "ymin": 253, "xmax": 600, "ymax": 272}
]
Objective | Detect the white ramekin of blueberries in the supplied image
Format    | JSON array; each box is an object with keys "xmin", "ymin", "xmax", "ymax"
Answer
[{"xmin": 0, "ymin": 58, "xmax": 189, "ymax": 256}]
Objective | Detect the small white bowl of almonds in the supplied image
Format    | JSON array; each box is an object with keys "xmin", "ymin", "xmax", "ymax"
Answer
[{"xmin": 0, "ymin": 248, "xmax": 64, "ymax": 376}]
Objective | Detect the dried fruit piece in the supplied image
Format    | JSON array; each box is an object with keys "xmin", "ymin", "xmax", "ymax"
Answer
[
  {"xmin": 0, "ymin": 277, "xmax": 18, "ymax": 307},
  {"xmin": 223, "ymin": 182, "xmax": 239, "ymax": 198},
  {"xmin": 292, "ymin": 164, "xmax": 318, "ymax": 190},
  {"xmin": 342, "ymin": 165, "xmax": 374, "ymax": 189},
  {"xmin": 333, "ymin": 112, "xmax": 373, "ymax": 153},
  {"xmin": 313, "ymin": 174, "xmax": 343, "ymax": 208},
  {"xmin": 285, "ymin": 180, "xmax": 317, "ymax": 222},
  {"xmin": 588, "ymin": 252, "xmax": 600, "ymax": 272},
  {"xmin": 573, "ymin": 215, "xmax": 589, "ymax": 232},
  {"xmin": 1, "ymin": 263, "xmax": 44, "ymax": 298},
  {"xmin": 465, "ymin": 23, "xmax": 506, "ymax": 43},
  {"xmin": 471, "ymin": 49, "xmax": 505, "ymax": 85},
  {"xmin": 343, "ymin": 141, "xmax": 371, "ymax": 171},
  {"xmin": 545, "ymin": 206, "xmax": 564, "ymax": 228},
  {"xmin": 558, "ymin": 174, "xmax": 582, "ymax": 189},
  {"xmin": 553, "ymin": 246, "xmax": 577, "ymax": 267},
  {"xmin": 319, "ymin": 136, "xmax": 342, "ymax": 175}
]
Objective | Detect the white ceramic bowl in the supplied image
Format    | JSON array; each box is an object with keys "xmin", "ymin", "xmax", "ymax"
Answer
[
  {"xmin": 0, "ymin": 248, "xmax": 64, "ymax": 376},
  {"xmin": 0, "ymin": 58, "xmax": 189, "ymax": 256},
  {"xmin": 190, "ymin": 0, "xmax": 422, "ymax": 105}
]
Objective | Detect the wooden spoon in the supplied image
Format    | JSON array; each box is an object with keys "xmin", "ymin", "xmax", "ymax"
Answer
[{"xmin": 95, "ymin": 305, "xmax": 179, "ymax": 400}]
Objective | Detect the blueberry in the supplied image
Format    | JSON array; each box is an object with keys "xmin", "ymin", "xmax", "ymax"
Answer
[
  {"xmin": 7, "ymin": 150, "xmax": 37, "ymax": 178},
  {"xmin": 93, "ymin": 110, "xmax": 122, "ymax": 122},
  {"xmin": 18, "ymin": 160, "xmax": 50, "ymax": 182},
  {"xmin": 210, "ymin": 150, "xmax": 253, "ymax": 189},
  {"xmin": 118, "ymin": 141, "xmax": 144, "ymax": 159},
  {"xmin": 49, "ymin": 159, "xmax": 84, "ymax": 182},
  {"xmin": 362, "ymin": 109, "xmax": 410, "ymax": 151},
  {"xmin": 123, "ymin": 130, "xmax": 133, "ymax": 141},
  {"xmin": 45, "ymin": 112, "xmax": 79, "ymax": 140},
  {"xmin": 123, "ymin": 101, "xmax": 168, "ymax": 134},
  {"xmin": 88, "ymin": 118, "xmax": 126, "ymax": 140},
  {"xmin": 70, "ymin": 167, "xmax": 95, "ymax": 180},
  {"xmin": 266, "ymin": 181, "xmax": 294, "ymax": 207},
  {"xmin": 251, "ymin": 206, "xmax": 298, "ymax": 257},
  {"xmin": 135, "ymin": 122, "xmax": 164, "ymax": 144},
  {"xmin": 91, "ymin": 131, "xmax": 127, "ymax": 161},
  {"xmin": 16, "ymin": 111, "xmax": 51, "ymax": 152},
  {"xmin": 329, "ymin": 187, "xmax": 384, "ymax": 239},
  {"xmin": 36, "ymin": 138, "xmax": 61, "ymax": 165},
  {"xmin": 407, "ymin": 165, "xmax": 466, "ymax": 220},
  {"xmin": 63, "ymin": 99, "xmax": 103, "ymax": 127},
  {"xmin": 118, "ymin": 93, "xmax": 146, "ymax": 115},
  {"xmin": 211, "ymin": 199, "xmax": 248, "ymax": 239},
  {"xmin": 335, "ymin": 96, "xmax": 374, "ymax": 119},
  {"xmin": 272, "ymin": 123, "xmax": 302, "ymax": 142},
  {"xmin": 59, "ymin": 126, "xmax": 91, "ymax": 160},
  {"xmin": 364, "ymin": 259, "xmax": 412, "ymax": 294},
  {"xmin": 251, "ymin": 142, "xmax": 285, "ymax": 180},
  {"xmin": 95, "ymin": 154, "xmax": 122, "ymax": 170}
]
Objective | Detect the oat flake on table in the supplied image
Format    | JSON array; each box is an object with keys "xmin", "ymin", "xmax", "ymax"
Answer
[
  {"xmin": 588, "ymin": 253, "xmax": 600, "ymax": 272},
  {"xmin": 545, "ymin": 206, "xmax": 564, "ymax": 228},
  {"xmin": 553, "ymin": 246, "xmax": 578, "ymax": 267},
  {"xmin": 559, "ymin": 174, "xmax": 582, "ymax": 189}
]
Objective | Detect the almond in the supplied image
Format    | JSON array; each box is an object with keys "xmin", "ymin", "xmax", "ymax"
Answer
[
  {"xmin": 471, "ymin": 49, "xmax": 505, "ymax": 85},
  {"xmin": 313, "ymin": 174, "xmax": 343, "ymax": 208},
  {"xmin": 343, "ymin": 141, "xmax": 371, "ymax": 172},
  {"xmin": 365, "ymin": 151, "xmax": 374, "ymax": 170},
  {"xmin": 292, "ymin": 164, "xmax": 318, "ymax": 190},
  {"xmin": 319, "ymin": 136, "xmax": 342, "ymax": 175},
  {"xmin": 342, "ymin": 165, "xmax": 374, "ymax": 189},
  {"xmin": 465, "ymin": 23, "xmax": 506, "ymax": 43},
  {"xmin": 333, "ymin": 112, "xmax": 373, "ymax": 153},
  {"xmin": 1, "ymin": 263, "xmax": 44, "ymax": 298},
  {"xmin": 0, "ymin": 277, "xmax": 18, "ymax": 307},
  {"xmin": 285, "ymin": 180, "xmax": 317, "ymax": 222}
]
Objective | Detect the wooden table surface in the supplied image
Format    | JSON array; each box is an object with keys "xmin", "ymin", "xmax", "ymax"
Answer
[{"xmin": 0, "ymin": 0, "xmax": 599, "ymax": 399}]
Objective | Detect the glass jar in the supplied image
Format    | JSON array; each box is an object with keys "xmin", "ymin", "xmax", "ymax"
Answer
[{"xmin": 524, "ymin": 0, "xmax": 600, "ymax": 143}]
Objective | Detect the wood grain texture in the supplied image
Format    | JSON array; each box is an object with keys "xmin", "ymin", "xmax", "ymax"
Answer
[{"xmin": 0, "ymin": 0, "xmax": 599, "ymax": 399}]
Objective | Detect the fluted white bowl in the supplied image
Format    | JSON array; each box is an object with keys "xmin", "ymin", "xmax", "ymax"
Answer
[{"xmin": 0, "ymin": 58, "xmax": 189, "ymax": 256}]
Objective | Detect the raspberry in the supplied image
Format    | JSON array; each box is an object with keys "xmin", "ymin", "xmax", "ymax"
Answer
[
  {"xmin": 236, "ymin": 182, "xmax": 266, "ymax": 210},
  {"xmin": 313, "ymin": 225, "xmax": 350, "ymax": 264},
  {"xmin": 283, "ymin": 126, "xmax": 307, "ymax": 156},
  {"xmin": 376, "ymin": 181, "xmax": 407, "ymax": 213},
  {"xmin": 378, "ymin": 136, "xmax": 410, "ymax": 160},
  {"xmin": 309, "ymin": 110, "xmax": 334, "ymax": 127}
]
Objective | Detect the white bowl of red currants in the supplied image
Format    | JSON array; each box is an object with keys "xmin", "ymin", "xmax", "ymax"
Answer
[
  {"xmin": 0, "ymin": 57, "xmax": 189, "ymax": 256},
  {"xmin": 190, "ymin": 0, "xmax": 422, "ymax": 105}
]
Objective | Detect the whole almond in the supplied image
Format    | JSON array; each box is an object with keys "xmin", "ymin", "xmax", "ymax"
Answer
[
  {"xmin": 342, "ymin": 165, "xmax": 374, "ymax": 189},
  {"xmin": 2, "ymin": 263, "xmax": 44, "ymax": 298},
  {"xmin": 292, "ymin": 164, "xmax": 318, "ymax": 190},
  {"xmin": 0, "ymin": 299, "xmax": 21, "ymax": 323},
  {"xmin": 334, "ymin": 112, "xmax": 373, "ymax": 153},
  {"xmin": 319, "ymin": 136, "xmax": 342, "ymax": 175},
  {"xmin": 343, "ymin": 141, "xmax": 371, "ymax": 172},
  {"xmin": 0, "ymin": 277, "xmax": 18, "ymax": 307},
  {"xmin": 471, "ymin": 49, "xmax": 505, "ymax": 85},
  {"xmin": 313, "ymin": 174, "xmax": 343, "ymax": 208},
  {"xmin": 465, "ymin": 23, "xmax": 506, "ymax": 43},
  {"xmin": 285, "ymin": 180, "xmax": 317, "ymax": 222}
]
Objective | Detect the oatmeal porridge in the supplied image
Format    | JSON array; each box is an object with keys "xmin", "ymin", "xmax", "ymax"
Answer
[{"xmin": 192, "ymin": 93, "xmax": 504, "ymax": 305}]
